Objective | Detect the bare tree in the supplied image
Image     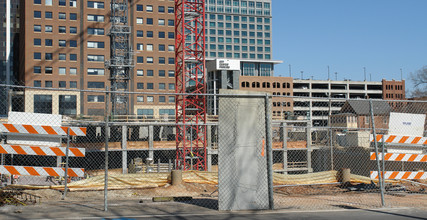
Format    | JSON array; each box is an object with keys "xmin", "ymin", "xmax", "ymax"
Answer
[{"xmin": 410, "ymin": 66, "xmax": 427, "ymax": 97}]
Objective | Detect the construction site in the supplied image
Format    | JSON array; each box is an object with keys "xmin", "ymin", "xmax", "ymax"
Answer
[{"xmin": 0, "ymin": 0, "xmax": 426, "ymax": 214}]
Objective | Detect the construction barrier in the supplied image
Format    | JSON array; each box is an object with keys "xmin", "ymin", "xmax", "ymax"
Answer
[
  {"xmin": 370, "ymin": 171, "xmax": 426, "ymax": 180},
  {"xmin": 370, "ymin": 152, "xmax": 427, "ymax": 162},
  {"xmin": 0, "ymin": 123, "xmax": 86, "ymax": 178},
  {"xmin": 370, "ymin": 134, "xmax": 427, "ymax": 145}
]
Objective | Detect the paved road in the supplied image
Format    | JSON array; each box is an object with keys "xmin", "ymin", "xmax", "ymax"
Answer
[{"xmin": 0, "ymin": 199, "xmax": 426, "ymax": 220}]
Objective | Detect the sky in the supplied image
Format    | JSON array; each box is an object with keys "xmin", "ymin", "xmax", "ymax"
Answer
[{"xmin": 272, "ymin": 0, "xmax": 427, "ymax": 91}]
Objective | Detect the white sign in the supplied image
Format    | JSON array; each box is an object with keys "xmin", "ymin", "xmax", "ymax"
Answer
[
  {"xmin": 216, "ymin": 59, "xmax": 240, "ymax": 71},
  {"xmin": 389, "ymin": 112, "xmax": 425, "ymax": 137}
]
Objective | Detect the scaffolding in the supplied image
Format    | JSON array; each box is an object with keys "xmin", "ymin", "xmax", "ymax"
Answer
[
  {"xmin": 175, "ymin": 0, "xmax": 207, "ymax": 170},
  {"xmin": 105, "ymin": 0, "xmax": 134, "ymax": 116}
]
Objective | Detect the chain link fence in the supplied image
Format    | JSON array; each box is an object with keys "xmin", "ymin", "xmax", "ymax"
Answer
[{"xmin": 0, "ymin": 84, "xmax": 426, "ymax": 210}]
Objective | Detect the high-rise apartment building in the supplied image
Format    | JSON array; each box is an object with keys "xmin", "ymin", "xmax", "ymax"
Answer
[
  {"xmin": 0, "ymin": 0, "xmax": 20, "ymax": 115},
  {"xmin": 19, "ymin": 0, "xmax": 176, "ymax": 118},
  {"xmin": 205, "ymin": 0, "xmax": 280, "ymax": 77}
]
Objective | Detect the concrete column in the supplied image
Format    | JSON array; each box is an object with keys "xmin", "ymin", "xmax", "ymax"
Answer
[
  {"xmin": 233, "ymin": 70, "xmax": 240, "ymax": 89},
  {"xmin": 122, "ymin": 125, "xmax": 127, "ymax": 174},
  {"xmin": 207, "ymin": 125, "xmax": 212, "ymax": 172},
  {"xmin": 221, "ymin": 70, "xmax": 228, "ymax": 89},
  {"xmin": 307, "ymin": 122, "xmax": 313, "ymax": 173},
  {"xmin": 281, "ymin": 122, "xmax": 288, "ymax": 174},
  {"xmin": 148, "ymin": 126, "xmax": 154, "ymax": 159}
]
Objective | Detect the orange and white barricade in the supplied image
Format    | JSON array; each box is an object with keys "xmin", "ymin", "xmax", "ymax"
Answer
[
  {"xmin": 0, "ymin": 123, "xmax": 86, "ymax": 177},
  {"xmin": 370, "ymin": 134, "xmax": 427, "ymax": 180}
]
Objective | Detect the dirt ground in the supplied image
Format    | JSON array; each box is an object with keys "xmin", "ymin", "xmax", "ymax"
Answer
[{"xmin": 6, "ymin": 180, "xmax": 424, "ymax": 211}]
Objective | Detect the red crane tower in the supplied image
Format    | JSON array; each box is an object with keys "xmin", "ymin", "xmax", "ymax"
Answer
[{"xmin": 175, "ymin": 0, "xmax": 207, "ymax": 170}]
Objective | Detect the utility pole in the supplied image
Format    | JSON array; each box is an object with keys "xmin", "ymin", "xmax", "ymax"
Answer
[
  {"xmin": 289, "ymin": 64, "xmax": 292, "ymax": 77},
  {"xmin": 400, "ymin": 68, "xmax": 403, "ymax": 80},
  {"xmin": 300, "ymin": 71, "xmax": 304, "ymax": 79},
  {"xmin": 335, "ymin": 72, "xmax": 338, "ymax": 81},
  {"xmin": 327, "ymin": 65, "xmax": 330, "ymax": 80},
  {"xmin": 363, "ymin": 67, "xmax": 366, "ymax": 81}
]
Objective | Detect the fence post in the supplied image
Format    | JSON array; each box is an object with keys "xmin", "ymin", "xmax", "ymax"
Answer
[
  {"xmin": 148, "ymin": 125, "xmax": 154, "ymax": 159},
  {"xmin": 307, "ymin": 121, "xmax": 313, "ymax": 173},
  {"xmin": 265, "ymin": 94, "xmax": 274, "ymax": 210},
  {"xmin": 104, "ymin": 87, "xmax": 110, "ymax": 211},
  {"xmin": 281, "ymin": 122, "xmax": 288, "ymax": 174},
  {"xmin": 207, "ymin": 125, "xmax": 212, "ymax": 172},
  {"xmin": 62, "ymin": 127, "xmax": 71, "ymax": 200},
  {"xmin": 369, "ymin": 99, "xmax": 385, "ymax": 207},
  {"xmin": 122, "ymin": 125, "xmax": 127, "ymax": 174}
]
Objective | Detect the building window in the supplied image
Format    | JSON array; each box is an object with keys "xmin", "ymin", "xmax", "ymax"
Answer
[
  {"xmin": 168, "ymin": 32, "xmax": 174, "ymax": 39},
  {"xmin": 70, "ymin": 81, "xmax": 77, "ymax": 88},
  {"xmin": 168, "ymin": 7, "xmax": 174, "ymax": 13},
  {"xmin": 59, "ymin": 26, "xmax": 66, "ymax": 33},
  {"xmin": 34, "ymin": 0, "xmax": 41, "ymax": 4},
  {"xmin": 34, "ymin": 11, "xmax": 41, "ymax": 18},
  {"xmin": 137, "ymin": 83, "xmax": 144, "ymax": 89},
  {"xmin": 45, "ymin": 11, "xmax": 52, "ymax": 19},
  {"xmin": 34, "ymin": 38, "xmax": 41, "ymax": 46},
  {"xmin": 137, "ymin": 96, "xmax": 144, "ymax": 102},
  {"xmin": 137, "ymin": 69, "xmax": 144, "ymax": 76},
  {"xmin": 158, "ymin": 19, "xmax": 165, "ymax": 25},
  {"xmin": 45, "ymin": 39, "xmax": 53, "ymax": 46},
  {"xmin": 137, "ymin": 30, "xmax": 143, "ymax": 37},
  {"xmin": 45, "ymin": 25, "xmax": 53, "ymax": 33},
  {"xmin": 147, "ymin": 96, "xmax": 154, "ymax": 103},
  {"xmin": 88, "ymin": 41, "xmax": 104, "ymax": 48},
  {"xmin": 88, "ymin": 28, "xmax": 104, "ymax": 35},
  {"xmin": 34, "ymin": 81, "xmax": 42, "ymax": 87},
  {"xmin": 88, "ymin": 1, "xmax": 104, "ymax": 8},
  {"xmin": 137, "ymin": 56, "xmax": 144, "ymax": 63},
  {"xmin": 59, "ymin": 0, "xmax": 66, "ymax": 6},
  {"xmin": 70, "ymin": 13, "xmax": 77, "ymax": 20},
  {"xmin": 159, "ymin": 83, "xmax": 165, "ymax": 90},
  {"xmin": 45, "ymin": 67, "xmax": 53, "ymax": 74},
  {"xmin": 168, "ymin": 20, "xmax": 174, "ymax": 26},
  {"xmin": 168, "ymin": 45, "xmax": 174, "ymax": 51},
  {"xmin": 168, "ymin": 83, "xmax": 175, "ymax": 90},
  {"xmin": 59, "ymin": 81, "xmax": 66, "ymax": 88},
  {"xmin": 59, "ymin": 67, "xmax": 66, "ymax": 75},
  {"xmin": 59, "ymin": 95, "xmax": 77, "ymax": 115},
  {"xmin": 168, "ymin": 70, "xmax": 174, "ymax": 77},
  {"xmin": 59, "ymin": 40, "xmax": 66, "ymax": 47},
  {"xmin": 159, "ymin": 96, "xmax": 165, "ymax": 103},
  {"xmin": 70, "ymin": 68, "xmax": 77, "ymax": 75},
  {"xmin": 70, "ymin": 27, "xmax": 77, "ymax": 34},
  {"xmin": 34, "ymin": 66, "xmax": 42, "ymax": 74},
  {"xmin": 158, "ymin": 6, "xmax": 165, "ymax": 12},
  {"xmin": 146, "ymin": 5, "xmax": 153, "ymax": 12},
  {"xmin": 147, "ymin": 70, "xmax": 153, "ymax": 76},
  {"xmin": 34, "ymin": 25, "xmax": 41, "ymax": 32},
  {"xmin": 45, "ymin": 53, "xmax": 53, "ymax": 60},
  {"xmin": 87, "ymin": 82, "xmax": 105, "ymax": 89},
  {"xmin": 87, "ymin": 68, "xmax": 105, "ymax": 75},
  {"xmin": 159, "ymin": 57, "xmax": 165, "ymax": 64},
  {"xmin": 136, "ymin": 4, "xmax": 143, "ymax": 11},
  {"xmin": 137, "ymin": 109, "xmax": 154, "ymax": 119},
  {"xmin": 159, "ymin": 70, "xmax": 165, "ymax": 77},
  {"xmin": 88, "ymin": 95, "xmax": 105, "ymax": 103},
  {"xmin": 87, "ymin": 55, "xmax": 104, "ymax": 62},
  {"xmin": 147, "ymin": 83, "xmax": 154, "ymax": 89},
  {"xmin": 168, "ymin": 58, "xmax": 174, "ymax": 64},
  {"xmin": 159, "ymin": 44, "xmax": 165, "ymax": 51},
  {"xmin": 88, "ymin": 15, "xmax": 105, "ymax": 22},
  {"xmin": 70, "ymin": 54, "xmax": 77, "ymax": 61},
  {"xmin": 59, "ymin": 53, "xmax": 66, "ymax": 60},
  {"xmin": 168, "ymin": 96, "xmax": 175, "ymax": 103},
  {"xmin": 45, "ymin": 81, "xmax": 53, "ymax": 88},
  {"xmin": 147, "ymin": 31, "xmax": 153, "ymax": 38},
  {"xmin": 34, "ymin": 95, "xmax": 52, "ymax": 114},
  {"xmin": 136, "ymin": 18, "xmax": 143, "ymax": 24},
  {"xmin": 45, "ymin": 0, "xmax": 52, "ymax": 6}
]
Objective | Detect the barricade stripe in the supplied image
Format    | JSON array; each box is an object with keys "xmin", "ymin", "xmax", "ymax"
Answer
[
  {"xmin": 408, "ymin": 154, "xmax": 418, "ymax": 162},
  {"xmin": 386, "ymin": 135, "xmax": 396, "ymax": 143},
  {"xmin": 412, "ymin": 137, "xmax": 422, "ymax": 144},
  {"xmin": 414, "ymin": 172, "xmax": 424, "ymax": 179},
  {"xmin": 421, "ymin": 156, "xmax": 427, "ymax": 162},
  {"xmin": 67, "ymin": 169, "xmax": 78, "ymax": 177},
  {"xmin": 25, "ymin": 166, "xmax": 39, "ymax": 176},
  {"xmin": 0, "ymin": 145, "xmax": 7, "ymax": 154},
  {"xmin": 3, "ymin": 124, "xmax": 18, "ymax": 133},
  {"xmin": 370, "ymin": 153, "xmax": 377, "ymax": 160},
  {"xmin": 50, "ymin": 147, "xmax": 66, "ymax": 156},
  {"xmin": 23, "ymin": 124, "xmax": 38, "ymax": 134},
  {"xmin": 31, "ymin": 146, "xmax": 47, "ymax": 156},
  {"xmin": 401, "ymin": 172, "xmax": 411, "ymax": 179},
  {"xmin": 376, "ymin": 135, "xmax": 383, "ymax": 142},
  {"xmin": 69, "ymin": 148, "xmax": 85, "ymax": 157},
  {"xmin": 399, "ymin": 136, "xmax": 409, "ymax": 144},
  {"xmin": 5, "ymin": 166, "xmax": 20, "ymax": 175},
  {"xmin": 13, "ymin": 145, "xmax": 27, "ymax": 155},
  {"xmin": 395, "ymin": 154, "xmax": 405, "ymax": 161},
  {"xmin": 42, "ymin": 125, "xmax": 57, "ymax": 135},
  {"xmin": 44, "ymin": 167, "xmax": 59, "ymax": 176},
  {"xmin": 384, "ymin": 153, "xmax": 392, "ymax": 160}
]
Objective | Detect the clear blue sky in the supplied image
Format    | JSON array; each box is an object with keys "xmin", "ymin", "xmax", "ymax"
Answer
[{"xmin": 272, "ymin": 0, "xmax": 427, "ymax": 88}]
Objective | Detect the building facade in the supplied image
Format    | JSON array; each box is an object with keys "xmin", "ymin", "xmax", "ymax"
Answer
[{"xmin": 19, "ymin": 0, "xmax": 176, "ymax": 118}]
